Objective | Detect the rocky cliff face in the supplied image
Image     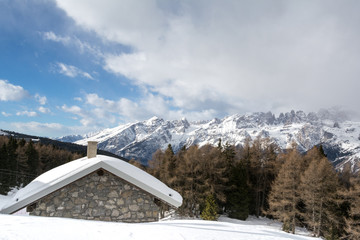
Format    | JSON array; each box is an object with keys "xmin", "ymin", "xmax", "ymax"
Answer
[{"xmin": 58, "ymin": 110, "xmax": 360, "ymax": 170}]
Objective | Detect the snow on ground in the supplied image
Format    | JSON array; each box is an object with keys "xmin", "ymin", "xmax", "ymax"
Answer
[
  {"xmin": 0, "ymin": 212, "xmax": 320, "ymax": 240},
  {"xmin": 0, "ymin": 193, "xmax": 319, "ymax": 240}
]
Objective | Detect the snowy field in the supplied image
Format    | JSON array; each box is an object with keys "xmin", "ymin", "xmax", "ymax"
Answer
[
  {"xmin": 0, "ymin": 192, "xmax": 319, "ymax": 240},
  {"xmin": 0, "ymin": 213, "xmax": 320, "ymax": 240}
]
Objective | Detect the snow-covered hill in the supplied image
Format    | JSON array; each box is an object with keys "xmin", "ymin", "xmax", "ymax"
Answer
[{"xmin": 58, "ymin": 110, "xmax": 360, "ymax": 169}]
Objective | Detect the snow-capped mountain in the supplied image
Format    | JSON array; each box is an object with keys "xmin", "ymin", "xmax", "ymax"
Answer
[{"xmin": 57, "ymin": 110, "xmax": 360, "ymax": 170}]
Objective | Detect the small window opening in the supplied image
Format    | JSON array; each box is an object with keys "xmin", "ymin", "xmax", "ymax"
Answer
[{"xmin": 97, "ymin": 169, "xmax": 104, "ymax": 176}]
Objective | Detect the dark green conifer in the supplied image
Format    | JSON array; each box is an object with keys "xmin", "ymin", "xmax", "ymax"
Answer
[
  {"xmin": 227, "ymin": 161, "xmax": 249, "ymax": 220},
  {"xmin": 25, "ymin": 140, "xmax": 39, "ymax": 176},
  {"xmin": 0, "ymin": 143, "xmax": 9, "ymax": 194}
]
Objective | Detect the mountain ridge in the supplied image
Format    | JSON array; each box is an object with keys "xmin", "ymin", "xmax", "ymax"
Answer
[{"xmin": 57, "ymin": 109, "xmax": 360, "ymax": 170}]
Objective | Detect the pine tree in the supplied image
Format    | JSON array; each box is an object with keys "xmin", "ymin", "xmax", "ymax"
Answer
[
  {"xmin": 7, "ymin": 137, "xmax": 18, "ymax": 171},
  {"xmin": 26, "ymin": 140, "xmax": 39, "ymax": 176},
  {"xmin": 268, "ymin": 146, "xmax": 303, "ymax": 234},
  {"xmin": 164, "ymin": 144, "xmax": 176, "ymax": 183},
  {"xmin": 201, "ymin": 194, "xmax": 218, "ymax": 221},
  {"xmin": 6, "ymin": 137, "xmax": 18, "ymax": 190},
  {"xmin": 222, "ymin": 142, "xmax": 236, "ymax": 169},
  {"xmin": 0, "ymin": 143, "xmax": 9, "ymax": 194},
  {"xmin": 226, "ymin": 161, "xmax": 249, "ymax": 220}
]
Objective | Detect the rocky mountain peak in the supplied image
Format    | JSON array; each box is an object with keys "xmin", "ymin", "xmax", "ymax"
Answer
[{"xmin": 57, "ymin": 110, "xmax": 360, "ymax": 170}]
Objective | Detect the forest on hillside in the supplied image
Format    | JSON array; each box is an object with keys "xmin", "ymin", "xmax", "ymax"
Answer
[
  {"xmin": 0, "ymin": 136, "xmax": 82, "ymax": 194},
  {"xmin": 147, "ymin": 137, "xmax": 360, "ymax": 240}
]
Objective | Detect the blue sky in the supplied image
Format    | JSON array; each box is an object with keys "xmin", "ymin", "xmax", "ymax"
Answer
[{"xmin": 1, "ymin": 0, "xmax": 360, "ymax": 137}]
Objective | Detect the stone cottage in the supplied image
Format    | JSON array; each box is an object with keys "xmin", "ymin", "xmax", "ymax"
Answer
[{"xmin": 0, "ymin": 141, "xmax": 182, "ymax": 223}]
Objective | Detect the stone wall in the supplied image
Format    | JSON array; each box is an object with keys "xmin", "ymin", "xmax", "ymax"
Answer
[{"xmin": 28, "ymin": 169, "xmax": 160, "ymax": 222}]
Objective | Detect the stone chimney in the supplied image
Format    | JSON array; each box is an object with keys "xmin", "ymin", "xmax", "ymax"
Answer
[{"xmin": 87, "ymin": 141, "xmax": 98, "ymax": 158}]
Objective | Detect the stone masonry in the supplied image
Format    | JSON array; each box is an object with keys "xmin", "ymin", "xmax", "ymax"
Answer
[{"xmin": 28, "ymin": 169, "xmax": 160, "ymax": 222}]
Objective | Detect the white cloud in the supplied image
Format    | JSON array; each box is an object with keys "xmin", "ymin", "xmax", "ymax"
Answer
[
  {"xmin": 38, "ymin": 106, "xmax": 51, "ymax": 114},
  {"xmin": 42, "ymin": 31, "xmax": 71, "ymax": 45},
  {"xmin": 42, "ymin": 31, "xmax": 103, "ymax": 57},
  {"xmin": 12, "ymin": 121, "xmax": 63, "ymax": 132},
  {"xmin": 56, "ymin": 62, "xmax": 94, "ymax": 80},
  {"xmin": 35, "ymin": 94, "xmax": 47, "ymax": 105},
  {"xmin": 61, "ymin": 91, "xmax": 228, "ymax": 130},
  {"xmin": 74, "ymin": 97, "xmax": 83, "ymax": 102},
  {"xmin": 16, "ymin": 111, "xmax": 38, "ymax": 117},
  {"xmin": 61, "ymin": 105, "xmax": 85, "ymax": 116},
  {"xmin": 55, "ymin": 1, "xmax": 360, "ymax": 117},
  {"xmin": 3, "ymin": 120, "xmax": 101, "ymax": 138},
  {"xmin": 7, "ymin": 121, "xmax": 69, "ymax": 138},
  {"xmin": 1, "ymin": 112, "xmax": 11, "ymax": 117},
  {"xmin": 61, "ymin": 104, "xmax": 96, "ymax": 127},
  {"xmin": 0, "ymin": 79, "xmax": 28, "ymax": 101}
]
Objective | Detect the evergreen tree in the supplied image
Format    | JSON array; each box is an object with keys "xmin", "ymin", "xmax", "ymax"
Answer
[
  {"xmin": 15, "ymin": 144, "xmax": 30, "ymax": 185},
  {"xmin": 222, "ymin": 142, "xmax": 236, "ymax": 169},
  {"xmin": 0, "ymin": 143, "xmax": 9, "ymax": 194},
  {"xmin": 201, "ymin": 194, "xmax": 218, "ymax": 221},
  {"xmin": 7, "ymin": 137, "xmax": 18, "ymax": 171},
  {"xmin": 164, "ymin": 144, "xmax": 176, "ymax": 181},
  {"xmin": 25, "ymin": 140, "xmax": 39, "ymax": 176},
  {"xmin": 217, "ymin": 138, "xmax": 222, "ymax": 151},
  {"xmin": 226, "ymin": 161, "xmax": 249, "ymax": 220},
  {"xmin": 6, "ymin": 137, "xmax": 18, "ymax": 190},
  {"xmin": 18, "ymin": 138, "xmax": 26, "ymax": 147},
  {"xmin": 0, "ymin": 136, "xmax": 84, "ymax": 194}
]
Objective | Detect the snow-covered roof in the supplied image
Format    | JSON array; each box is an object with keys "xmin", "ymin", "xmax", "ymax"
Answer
[{"xmin": 0, "ymin": 155, "xmax": 182, "ymax": 214}]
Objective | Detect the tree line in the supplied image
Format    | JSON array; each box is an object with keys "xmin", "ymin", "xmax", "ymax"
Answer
[
  {"xmin": 0, "ymin": 136, "xmax": 82, "ymax": 194},
  {"xmin": 146, "ymin": 137, "xmax": 360, "ymax": 240}
]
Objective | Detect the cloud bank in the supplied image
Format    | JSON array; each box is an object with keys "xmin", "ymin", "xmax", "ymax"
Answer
[{"xmin": 55, "ymin": 0, "xmax": 360, "ymax": 118}]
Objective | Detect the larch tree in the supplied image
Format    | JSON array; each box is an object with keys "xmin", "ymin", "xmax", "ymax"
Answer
[
  {"xmin": 345, "ymin": 175, "xmax": 360, "ymax": 239},
  {"xmin": 148, "ymin": 149, "xmax": 165, "ymax": 181},
  {"xmin": 199, "ymin": 144, "xmax": 228, "ymax": 207},
  {"xmin": 249, "ymin": 137, "xmax": 279, "ymax": 217},
  {"xmin": 176, "ymin": 145, "xmax": 202, "ymax": 217},
  {"xmin": 300, "ymin": 156, "xmax": 339, "ymax": 238},
  {"xmin": 268, "ymin": 146, "xmax": 303, "ymax": 234}
]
